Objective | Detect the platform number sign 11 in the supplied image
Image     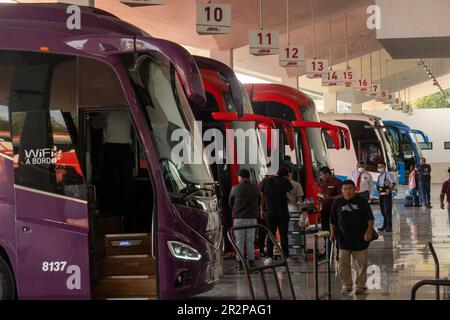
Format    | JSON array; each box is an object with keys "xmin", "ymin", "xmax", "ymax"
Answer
[
  {"xmin": 279, "ymin": 45, "xmax": 305, "ymax": 67},
  {"xmin": 306, "ymin": 59, "xmax": 329, "ymax": 79},
  {"xmin": 249, "ymin": 29, "xmax": 279, "ymax": 56},
  {"xmin": 196, "ymin": 3, "xmax": 231, "ymax": 35}
]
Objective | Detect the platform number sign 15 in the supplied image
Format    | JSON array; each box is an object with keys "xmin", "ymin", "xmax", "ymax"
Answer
[
  {"xmin": 279, "ymin": 45, "xmax": 305, "ymax": 67},
  {"xmin": 342, "ymin": 69, "xmax": 355, "ymax": 87},
  {"xmin": 306, "ymin": 59, "xmax": 329, "ymax": 78},
  {"xmin": 196, "ymin": 3, "xmax": 231, "ymax": 35},
  {"xmin": 249, "ymin": 29, "xmax": 279, "ymax": 56}
]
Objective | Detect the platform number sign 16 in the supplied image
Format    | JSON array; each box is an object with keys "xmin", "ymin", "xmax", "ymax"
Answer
[
  {"xmin": 306, "ymin": 58, "xmax": 329, "ymax": 78},
  {"xmin": 355, "ymin": 78, "xmax": 370, "ymax": 91},
  {"xmin": 196, "ymin": 3, "xmax": 231, "ymax": 35},
  {"xmin": 279, "ymin": 45, "xmax": 305, "ymax": 67},
  {"xmin": 249, "ymin": 29, "xmax": 279, "ymax": 56}
]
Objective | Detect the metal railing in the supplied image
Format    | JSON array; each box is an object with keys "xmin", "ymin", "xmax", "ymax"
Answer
[
  {"xmin": 313, "ymin": 231, "xmax": 332, "ymax": 300},
  {"xmin": 227, "ymin": 224, "xmax": 296, "ymax": 300}
]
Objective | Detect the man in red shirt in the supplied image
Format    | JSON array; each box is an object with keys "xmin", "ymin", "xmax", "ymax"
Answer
[
  {"xmin": 440, "ymin": 167, "xmax": 450, "ymax": 222},
  {"xmin": 319, "ymin": 166, "xmax": 342, "ymax": 255}
]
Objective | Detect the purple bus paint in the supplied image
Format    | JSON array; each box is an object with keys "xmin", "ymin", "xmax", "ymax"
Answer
[{"xmin": 0, "ymin": 3, "xmax": 222, "ymax": 300}]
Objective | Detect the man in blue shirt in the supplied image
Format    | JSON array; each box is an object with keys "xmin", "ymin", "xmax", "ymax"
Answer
[
  {"xmin": 377, "ymin": 162, "xmax": 397, "ymax": 232},
  {"xmin": 418, "ymin": 157, "xmax": 432, "ymax": 208}
]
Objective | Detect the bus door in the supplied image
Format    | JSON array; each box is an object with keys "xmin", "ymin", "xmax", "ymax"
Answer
[{"xmin": 12, "ymin": 110, "xmax": 90, "ymax": 299}]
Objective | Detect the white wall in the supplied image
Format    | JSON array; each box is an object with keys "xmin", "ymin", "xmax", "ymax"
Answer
[{"xmin": 368, "ymin": 108, "xmax": 450, "ymax": 182}]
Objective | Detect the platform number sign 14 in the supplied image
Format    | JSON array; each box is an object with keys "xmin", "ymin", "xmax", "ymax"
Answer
[
  {"xmin": 249, "ymin": 29, "xmax": 279, "ymax": 56},
  {"xmin": 321, "ymin": 69, "xmax": 338, "ymax": 86},
  {"xmin": 196, "ymin": 3, "xmax": 231, "ymax": 35},
  {"xmin": 279, "ymin": 45, "xmax": 305, "ymax": 67},
  {"xmin": 306, "ymin": 59, "xmax": 329, "ymax": 78}
]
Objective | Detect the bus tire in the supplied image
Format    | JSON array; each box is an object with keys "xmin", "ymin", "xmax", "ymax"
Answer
[{"xmin": 0, "ymin": 256, "xmax": 16, "ymax": 300}]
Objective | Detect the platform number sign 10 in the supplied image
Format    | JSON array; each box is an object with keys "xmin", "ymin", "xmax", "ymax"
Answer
[
  {"xmin": 120, "ymin": 0, "xmax": 165, "ymax": 6},
  {"xmin": 306, "ymin": 59, "xmax": 329, "ymax": 78},
  {"xmin": 196, "ymin": 3, "xmax": 231, "ymax": 35},
  {"xmin": 279, "ymin": 45, "xmax": 305, "ymax": 67},
  {"xmin": 249, "ymin": 29, "xmax": 279, "ymax": 56}
]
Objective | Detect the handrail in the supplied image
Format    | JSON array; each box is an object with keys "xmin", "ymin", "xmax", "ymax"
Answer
[
  {"xmin": 410, "ymin": 279, "xmax": 450, "ymax": 300},
  {"xmin": 227, "ymin": 224, "xmax": 296, "ymax": 300}
]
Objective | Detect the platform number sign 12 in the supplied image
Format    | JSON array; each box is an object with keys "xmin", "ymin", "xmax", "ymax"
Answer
[
  {"xmin": 306, "ymin": 59, "xmax": 329, "ymax": 79},
  {"xmin": 196, "ymin": 3, "xmax": 231, "ymax": 35},
  {"xmin": 249, "ymin": 29, "xmax": 279, "ymax": 56},
  {"xmin": 279, "ymin": 45, "xmax": 305, "ymax": 67},
  {"xmin": 120, "ymin": 0, "xmax": 165, "ymax": 6}
]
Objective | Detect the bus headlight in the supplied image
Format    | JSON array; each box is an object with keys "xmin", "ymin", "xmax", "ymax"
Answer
[{"xmin": 167, "ymin": 241, "xmax": 202, "ymax": 261}]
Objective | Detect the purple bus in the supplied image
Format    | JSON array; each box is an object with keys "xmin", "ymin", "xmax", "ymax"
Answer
[{"xmin": 0, "ymin": 3, "xmax": 223, "ymax": 300}]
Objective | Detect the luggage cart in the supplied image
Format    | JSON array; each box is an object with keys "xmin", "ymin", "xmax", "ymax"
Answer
[
  {"xmin": 313, "ymin": 231, "xmax": 332, "ymax": 300},
  {"xmin": 227, "ymin": 224, "xmax": 296, "ymax": 300}
]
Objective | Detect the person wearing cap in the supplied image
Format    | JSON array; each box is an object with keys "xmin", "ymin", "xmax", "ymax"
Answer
[
  {"xmin": 261, "ymin": 166, "xmax": 297, "ymax": 265},
  {"xmin": 229, "ymin": 169, "xmax": 261, "ymax": 270},
  {"xmin": 440, "ymin": 167, "xmax": 450, "ymax": 222},
  {"xmin": 348, "ymin": 161, "xmax": 374, "ymax": 202}
]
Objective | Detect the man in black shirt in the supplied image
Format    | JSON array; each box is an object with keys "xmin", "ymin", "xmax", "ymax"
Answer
[
  {"xmin": 261, "ymin": 167, "xmax": 297, "ymax": 265},
  {"xmin": 330, "ymin": 180, "xmax": 374, "ymax": 295},
  {"xmin": 418, "ymin": 157, "xmax": 432, "ymax": 208},
  {"xmin": 229, "ymin": 169, "xmax": 261, "ymax": 269}
]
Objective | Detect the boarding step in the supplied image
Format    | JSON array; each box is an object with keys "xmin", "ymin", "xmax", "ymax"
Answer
[
  {"xmin": 104, "ymin": 233, "xmax": 151, "ymax": 256},
  {"xmin": 93, "ymin": 275, "xmax": 157, "ymax": 299},
  {"xmin": 98, "ymin": 254, "xmax": 156, "ymax": 277}
]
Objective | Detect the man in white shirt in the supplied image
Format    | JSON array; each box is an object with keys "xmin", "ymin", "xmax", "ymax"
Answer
[
  {"xmin": 92, "ymin": 110, "xmax": 136, "ymax": 231},
  {"xmin": 377, "ymin": 161, "xmax": 396, "ymax": 232},
  {"xmin": 348, "ymin": 161, "xmax": 374, "ymax": 203}
]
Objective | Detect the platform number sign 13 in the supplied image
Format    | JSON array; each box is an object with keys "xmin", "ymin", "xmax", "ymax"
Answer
[
  {"xmin": 279, "ymin": 45, "xmax": 305, "ymax": 67},
  {"xmin": 306, "ymin": 59, "xmax": 329, "ymax": 78},
  {"xmin": 196, "ymin": 3, "xmax": 231, "ymax": 35},
  {"xmin": 249, "ymin": 29, "xmax": 279, "ymax": 56}
]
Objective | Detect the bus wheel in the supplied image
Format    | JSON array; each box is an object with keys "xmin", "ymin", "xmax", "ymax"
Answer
[{"xmin": 0, "ymin": 256, "xmax": 16, "ymax": 300}]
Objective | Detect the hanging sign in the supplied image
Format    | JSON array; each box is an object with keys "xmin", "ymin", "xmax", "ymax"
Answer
[
  {"xmin": 321, "ymin": 69, "xmax": 338, "ymax": 86},
  {"xmin": 279, "ymin": 45, "xmax": 305, "ymax": 67},
  {"xmin": 306, "ymin": 58, "xmax": 329, "ymax": 79},
  {"xmin": 196, "ymin": 3, "xmax": 231, "ymax": 35},
  {"xmin": 375, "ymin": 89, "xmax": 389, "ymax": 102},
  {"xmin": 368, "ymin": 83, "xmax": 381, "ymax": 97},
  {"xmin": 249, "ymin": 30, "xmax": 279, "ymax": 56},
  {"xmin": 120, "ymin": 0, "xmax": 165, "ymax": 6},
  {"xmin": 383, "ymin": 92, "xmax": 395, "ymax": 104},
  {"xmin": 341, "ymin": 69, "xmax": 355, "ymax": 87},
  {"xmin": 354, "ymin": 78, "xmax": 370, "ymax": 91}
]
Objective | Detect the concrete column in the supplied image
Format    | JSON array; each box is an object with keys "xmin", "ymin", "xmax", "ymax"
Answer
[
  {"xmin": 281, "ymin": 77, "xmax": 299, "ymax": 89},
  {"xmin": 210, "ymin": 49, "xmax": 234, "ymax": 69},
  {"xmin": 323, "ymin": 91, "xmax": 337, "ymax": 113},
  {"xmin": 351, "ymin": 103, "xmax": 363, "ymax": 113}
]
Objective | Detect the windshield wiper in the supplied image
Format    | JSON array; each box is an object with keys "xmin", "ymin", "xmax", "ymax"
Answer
[{"xmin": 171, "ymin": 187, "xmax": 214, "ymax": 201}]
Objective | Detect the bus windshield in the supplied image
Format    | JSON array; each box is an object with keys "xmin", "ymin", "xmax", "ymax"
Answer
[
  {"xmin": 377, "ymin": 127, "xmax": 397, "ymax": 172},
  {"xmin": 299, "ymin": 104, "xmax": 330, "ymax": 172},
  {"xmin": 129, "ymin": 55, "xmax": 214, "ymax": 194}
]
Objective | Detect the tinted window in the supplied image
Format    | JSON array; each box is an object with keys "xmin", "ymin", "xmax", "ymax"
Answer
[{"xmin": 13, "ymin": 111, "xmax": 86, "ymax": 200}]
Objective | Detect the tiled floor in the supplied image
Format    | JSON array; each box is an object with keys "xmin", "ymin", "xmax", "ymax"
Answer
[{"xmin": 195, "ymin": 184, "xmax": 450, "ymax": 300}]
